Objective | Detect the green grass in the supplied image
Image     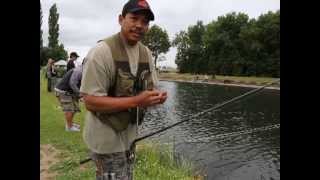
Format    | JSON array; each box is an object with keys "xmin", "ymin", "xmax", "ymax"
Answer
[
  {"xmin": 134, "ymin": 142, "xmax": 196, "ymax": 180},
  {"xmin": 40, "ymin": 70, "xmax": 198, "ymax": 179},
  {"xmin": 40, "ymin": 69, "xmax": 94, "ymax": 179}
]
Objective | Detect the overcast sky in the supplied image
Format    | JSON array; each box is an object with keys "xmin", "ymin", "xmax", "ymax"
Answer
[{"xmin": 41, "ymin": 0, "xmax": 280, "ymax": 68}]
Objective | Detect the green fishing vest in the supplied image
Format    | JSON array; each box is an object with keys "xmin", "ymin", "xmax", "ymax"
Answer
[{"xmin": 96, "ymin": 33, "xmax": 154, "ymax": 132}]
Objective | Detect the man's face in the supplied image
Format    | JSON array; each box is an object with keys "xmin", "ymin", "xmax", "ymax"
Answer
[
  {"xmin": 70, "ymin": 56, "xmax": 77, "ymax": 60},
  {"xmin": 119, "ymin": 11, "xmax": 150, "ymax": 45}
]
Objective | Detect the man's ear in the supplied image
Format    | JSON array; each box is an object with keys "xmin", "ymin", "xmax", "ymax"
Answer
[{"xmin": 118, "ymin": 14, "xmax": 124, "ymax": 25}]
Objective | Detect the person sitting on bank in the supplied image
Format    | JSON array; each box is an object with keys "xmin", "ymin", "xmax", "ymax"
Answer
[{"xmin": 54, "ymin": 61, "xmax": 84, "ymax": 132}]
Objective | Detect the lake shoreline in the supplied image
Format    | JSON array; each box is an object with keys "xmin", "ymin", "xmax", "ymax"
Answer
[{"xmin": 159, "ymin": 78, "xmax": 280, "ymax": 90}]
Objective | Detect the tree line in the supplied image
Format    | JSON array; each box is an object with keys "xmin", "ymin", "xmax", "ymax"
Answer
[
  {"xmin": 40, "ymin": 2, "xmax": 68, "ymax": 67},
  {"xmin": 40, "ymin": 2, "xmax": 279, "ymax": 78},
  {"xmin": 172, "ymin": 11, "xmax": 280, "ymax": 77}
]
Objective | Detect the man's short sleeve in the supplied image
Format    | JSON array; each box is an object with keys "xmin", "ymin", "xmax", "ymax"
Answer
[
  {"xmin": 80, "ymin": 42, "xmax": 115, "ymax": 96},
  {"xmin": 69, "ymin": 67, "xmax": 82, "ymax": 95}
]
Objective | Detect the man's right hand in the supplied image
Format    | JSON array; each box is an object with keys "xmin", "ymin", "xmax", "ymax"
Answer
[{"xmin": 136, "ymin": 90, "xmax": 165, "ymax": 108}]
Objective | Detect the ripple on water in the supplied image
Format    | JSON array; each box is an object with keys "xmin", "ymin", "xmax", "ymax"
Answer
[{"xmin": 142, "ymin": 81, "xmax": 280, "ymax": 180}]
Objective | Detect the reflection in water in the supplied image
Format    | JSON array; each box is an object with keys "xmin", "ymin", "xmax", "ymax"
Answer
[{"xmin": 140, "ymin": 81, "xmax": 280, "ymax": 180}]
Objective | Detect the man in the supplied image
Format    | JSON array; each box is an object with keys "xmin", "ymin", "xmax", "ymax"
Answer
[
  {"xmin": 80, "ymin": 0, "xmax": 167, "ymax": 179},
  {"xmin": 67, "ymin": 52, "xmax": 79, "ymax": 72},
  {"xmin": 55, "ymin": 63, "xmax": 83, "ymax": 132},
  {"xmin": 46, "ymin": 58, "xmax": 56, "ymax": 92}
]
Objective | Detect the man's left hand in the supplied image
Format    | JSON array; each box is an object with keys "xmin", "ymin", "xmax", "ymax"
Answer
[{"xmin": 159, "ymin": 91, "xmax": 167, "ymax": 104}]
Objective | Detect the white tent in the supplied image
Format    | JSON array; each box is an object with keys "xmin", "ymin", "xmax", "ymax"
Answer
[
  {"xmin": 53, "ymin": 60, "xmax": 67, "ymax": 78},
  {"xmin": 54, "ymin": 60, "xmax": 67, "ymax": 66}
]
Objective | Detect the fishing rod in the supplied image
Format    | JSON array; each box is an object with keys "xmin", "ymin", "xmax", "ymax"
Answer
[{"xmin": 80, "ymin": 79, "xmax": 280, "ymax": 165}]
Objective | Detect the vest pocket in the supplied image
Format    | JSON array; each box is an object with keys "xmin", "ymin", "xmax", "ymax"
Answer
[
  {"xmin": 141, "ymin": 70, "xmax": 154, "ymax": 90},
  {"xmin": 96, "ymin": 111, "xmax": 131, "ymax": 132},
  {"xmin": 115, "ymin": 69, "xmax": 135, "ymax": 97}
]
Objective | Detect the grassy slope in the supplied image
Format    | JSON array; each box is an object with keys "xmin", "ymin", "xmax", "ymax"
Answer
[{"xmin": 40, "ymin": 71, "xmax": 95, "ymax": 179}]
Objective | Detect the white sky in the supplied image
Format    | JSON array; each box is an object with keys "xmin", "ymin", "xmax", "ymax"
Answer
[{"xmin": 41, "ymin": 0, "xmax": 280, "ymax": 68}]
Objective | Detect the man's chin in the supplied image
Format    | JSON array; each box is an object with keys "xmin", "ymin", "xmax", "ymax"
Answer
[{"xmin": 129, "ymin": 36, "xmax": 141, "ymax": 43}]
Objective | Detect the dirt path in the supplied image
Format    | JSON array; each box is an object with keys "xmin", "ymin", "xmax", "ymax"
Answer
[{"xmin": 40, "ymin": 144, "xmax": 60, "ymax": 180}]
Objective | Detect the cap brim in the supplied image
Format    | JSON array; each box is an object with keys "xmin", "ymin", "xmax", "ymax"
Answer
[{"xmin": 129, "ymin": 8, "xmax": 154, "ymax": 21}]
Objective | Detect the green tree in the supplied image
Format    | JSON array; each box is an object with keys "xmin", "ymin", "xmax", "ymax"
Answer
[
  {"xmin": 172, "ymin": 10, "xmax": 279, "ymax": 77},
  {"xmin": 45, "ymin": 3, "xmax": 69, "ymax": 62},
  {"xmin": 41, "ymin": 47, "xmax": 50, "ymax": 67},
  {"xmin": 238, "ymin": 18, "xmax": 262, "ymax": 76},
  {"xmin": 186, "ymin": 21, "xmax": 206, "ymax": 74},
  {"xmin": 255, "ymin": 10, "xmax": 280, "ymax": 77},
  {"xmin": 48, "ymin": 3, "xmax": 59, "ymax": 48},
  {"xmin": 49, "ymin": 44, "xmax": 68, "ymax": 61},
  {"xmin": 172, "ymin": 31, "xmax": 190, "ymax": 73},
  {"xmin": 142, "ymin": 25, "xmax": 170, "ymax": 68},
  {"xmin": 238, "ymin": 10, "xmax": 280, "ymax": 77},
  {"xmin": 40, "ymin": 1, "xmax": 43, "ymax": 50},
  {"xmin": 40, "ymin": 45, "xmax": 68, "ymax": 67},
  {"xmin": 172, "ymin": 21, "xmax": 205, "ymax": 74},
  {"xmin": 40, "ymin": 1, "xmax": 44, "ymax": 67},
  {"xmin": 203, "ymin": 12, "xmax": 249, "ymax": 75}
]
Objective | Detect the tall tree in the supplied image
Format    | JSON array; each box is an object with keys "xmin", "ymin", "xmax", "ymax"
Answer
[
  {"xmin": 45, "ymin": 3, "xmax": 69, "ymax": 62},
  {"xmin": 172, "ymin": 31, "xmax": 190, "ymax": 73},
  {"xmin": 203, "ymin": 12, "xmax": 249, "ymax": 75},
  {"xmin": 172, "ymin": 10, "xmax": 279, "ymax": 77},
  {"xmin": 172, "ymin": 21, "xmax": 205, "ymax": 74},
  {"xmin": 53, "ymin": 44, "xmax": 68, "ymax": 61},
  {"xmin": 48, "ymin": 3, "xmax": 59, "ymax": 48},
  {"xmin": 40, "ymin": 1, "xmax": 43, "ymax": 50},
  {"xmin": 40, "ymin": 1, "xmax": 44, "ymax": 67},
  {"xmin": 186, "ymin": 21, "xmax": 206, "ymax": 74},
  {"xmin": 142, "ymin": 25, "xmax": 170, "ymax": 68},
  {"xmin": 41, "ymin": 47, "xmax": 50, "ymax": 67},
  {"xmin": 238, "ymin": 10, "xmax": 280, "ymax": 77},
  {"xmin": 255, "ymin": 10, "xmax": 280, "ymax": 77}
]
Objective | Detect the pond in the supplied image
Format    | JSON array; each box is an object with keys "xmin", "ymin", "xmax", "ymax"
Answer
[{"xmin": 140, "ymin": 81, "xmax": 280, "ymax": 180}]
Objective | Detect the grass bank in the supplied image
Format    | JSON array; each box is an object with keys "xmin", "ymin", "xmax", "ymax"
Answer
[
  {"xmin": 159, "ymin": 72, "xmax": 279, "ymax": 88},
  {"xmin": 40, "ymin": 70, "xmax": 200, "ymax": 179}
]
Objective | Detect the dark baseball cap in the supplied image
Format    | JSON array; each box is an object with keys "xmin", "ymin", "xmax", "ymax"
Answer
[
  {"xmin": 122, "ymin": 0, "xmax": 154, "ymax": 21},
  {"xmin": 70, "ymin": 52, "xmax": 79, "ymax": 58}
]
